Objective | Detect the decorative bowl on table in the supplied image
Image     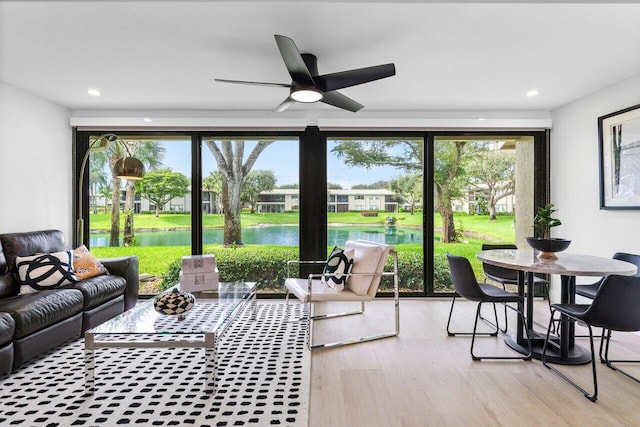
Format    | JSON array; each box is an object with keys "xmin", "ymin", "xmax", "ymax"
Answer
[
  {"xmin": 154, "ymin": 288, "xmax": 196, "ymax": 320},
  {"xmin": 526, "ymin": 237, "xmax": 571, "ymax": 260}
]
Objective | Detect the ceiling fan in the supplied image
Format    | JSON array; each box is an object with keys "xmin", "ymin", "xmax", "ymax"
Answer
[{"xmin": 215, "ymin": 34, "xmax": 396, "ymax": 112}]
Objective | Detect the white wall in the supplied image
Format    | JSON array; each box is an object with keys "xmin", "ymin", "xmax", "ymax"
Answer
[
  {"xmin": 551, "ymin": 74, "xmax": 640, "ymax": 255},
  {"xmin": 0, "ymin": 82, "xmax": 72, "ymax": 238},
  {"xmin": 550, "ymin": 74, "xmax": 640, "ymax": 295}
]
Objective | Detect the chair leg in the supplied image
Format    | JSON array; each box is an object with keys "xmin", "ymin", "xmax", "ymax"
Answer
[
  {"xmin": 599, "ymin": 328, "xmax": 640, "ymax": 384},
  {"xmin": 470, "ymin": 301, "xmax": 532, "ymax": 361},
  {"xmin": 542, "ymin": 309, "xmax": 598, "ymax": 402},
  {"xmin": 480, "ymin": 280, "xmax": 509, "ymax": 333},
  {"xmin": 309, "ymin": 299, "xmax": 400, "ymax": 351},
  {"xmin": 447, "ymin": 294, "xmax": 498, "ymax": 337}
]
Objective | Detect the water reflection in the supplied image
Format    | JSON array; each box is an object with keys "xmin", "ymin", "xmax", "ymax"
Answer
[{"xmin": 90, "ymin": 225, "xmax": 423, "ymax": 247}]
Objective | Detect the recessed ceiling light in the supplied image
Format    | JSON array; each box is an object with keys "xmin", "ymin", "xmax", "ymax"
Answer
[
  {"xmin": 526, "ymin": 89, "xmax": 539, "ymax": 97},
  {"xmin": 477, "ymin": 118, "xmax": 486, "ymax": 121},
  {"xmin": 87, "ymin": 89, "xmax": 101, "ymax": 97},
  {"xmin": 143, "ymin": 118, "xmax": 152, "ymax": 123}
]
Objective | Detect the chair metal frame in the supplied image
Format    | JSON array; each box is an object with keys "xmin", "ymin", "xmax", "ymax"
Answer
[
  {"xmin": 285, "ymin": 249, "xmax": 400, "ymax": 351},
  {"xmin": 446, "ymin": 253, "xmax": 532, "ymax": 361},
  {"xmin": 542, "ymin": 274, "xmax": 640, "ymax": 402}
]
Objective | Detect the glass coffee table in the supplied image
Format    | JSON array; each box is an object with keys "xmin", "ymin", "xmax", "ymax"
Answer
[{"xmin": 84, "ymin": 282, "xmax": 257, "ymax": 394}]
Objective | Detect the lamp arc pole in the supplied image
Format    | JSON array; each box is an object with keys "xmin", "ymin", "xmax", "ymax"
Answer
[{"xmin": 76, "ymin": 134, "xmax": 145, "ymax": 248}]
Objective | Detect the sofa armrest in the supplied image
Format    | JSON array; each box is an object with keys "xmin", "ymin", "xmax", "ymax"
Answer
[{"xmin": 100, "ymin": 256, "xmax": 139, "ymax": 311}]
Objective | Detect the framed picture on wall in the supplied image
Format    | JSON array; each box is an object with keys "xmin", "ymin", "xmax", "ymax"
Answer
[{"xmin": 599, "ymin": 103, "xmax": 640, "ymax": 209}]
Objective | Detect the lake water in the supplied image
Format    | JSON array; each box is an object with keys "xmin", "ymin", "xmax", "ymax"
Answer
[{"xmin": 90, "ymin": 225, "xmax": 423, "ymax": 247}]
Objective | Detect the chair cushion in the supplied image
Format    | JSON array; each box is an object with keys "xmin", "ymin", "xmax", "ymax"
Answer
[
  {"xmin": 344, "ymin": 241, "xmax": 384, "ymax": 296},
  {"xmin": 321, "ymin": 247, "xmax": 354, "ymax": 291},
  {"xmin": 0, "ymin": 289, "xmax": 84, "ymax": 339},
  {"xmin": 64, "ymin": 274, "xmax": 127, "ymax": 310},
  {"xmin": 285, "ymin": 278, "xmax": 372, "ymax": 303}
]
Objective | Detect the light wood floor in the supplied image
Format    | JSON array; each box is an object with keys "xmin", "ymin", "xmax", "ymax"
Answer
[{"xmin": 306, "ymin": 298, "xmax": 640, "ymax": 427}]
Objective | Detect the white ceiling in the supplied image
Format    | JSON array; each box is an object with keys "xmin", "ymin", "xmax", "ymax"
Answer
[{"xmin": 1, "ymin": 1, "xmax": 640, "ymax": 116}]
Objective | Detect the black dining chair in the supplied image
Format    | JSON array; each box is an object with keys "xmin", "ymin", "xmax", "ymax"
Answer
[
  {"xmin": 575, "ymin": 252, "xmax": 640, "ymax": 300},
  {"xmin": 481, "ymin": 243, "xmax": 551, "ymax": 333},
  {"xmin": 446, "ymin": 253, "xmax": 532, "ymax": 361},
  {"xmin": 542, "ymin": 274, "xmax": 640, "ymax": 402}
]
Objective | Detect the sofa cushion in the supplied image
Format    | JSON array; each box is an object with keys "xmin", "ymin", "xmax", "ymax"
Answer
[
  {"xmin": 16, "ymin": 251, "xmax": 78, "ymax": 293},
  {"xmin": 0, "ymin": 312, "xmax": 15, "ymax": 346},
  {"xmin": 0, "ymin": 289, "xmax": 84, "ymax": 339},
  {"xmin": 65, "ymin": 274, "xmax": 127, "ymax": 311},
  {"xmin": 73, "ymin": 245, "xmax": 109, "ymax": 280}
]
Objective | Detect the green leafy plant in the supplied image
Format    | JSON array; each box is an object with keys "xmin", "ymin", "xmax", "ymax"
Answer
[{"xmin": 533, "ymin": 203, "xmax": 561, "ymax": 238}]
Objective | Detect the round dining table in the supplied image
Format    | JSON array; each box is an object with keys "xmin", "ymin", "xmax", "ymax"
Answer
[{"xmin": 476, "ymin": 249, "xmax": 638, "ymax": 365}]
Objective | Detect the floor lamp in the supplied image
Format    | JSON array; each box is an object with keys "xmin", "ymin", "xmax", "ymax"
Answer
[{"xmin": 76, "ymin": 133, "xmax": 145, "ymax": 248}]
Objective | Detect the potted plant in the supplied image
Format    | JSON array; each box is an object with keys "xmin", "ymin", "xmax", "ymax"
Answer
[{"xmin": 526, "ymin": 203, "xmax": 571, "ymax": 259}]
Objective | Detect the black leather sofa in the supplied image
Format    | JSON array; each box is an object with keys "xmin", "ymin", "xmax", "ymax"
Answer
[{"xmin": 0, "ymin": 229, "xmax": 139, "ymax": 375}]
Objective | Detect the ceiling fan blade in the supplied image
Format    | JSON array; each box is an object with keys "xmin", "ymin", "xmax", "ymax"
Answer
[
  {"xmin": 274, "ymin": 35, "xmax": 315, "ymax": 86},
  {"xmin": 275, "ymin": 97, "xmax": 296, "ymax": 112},
  {"xmin": 215, "ymin": 78, "xmax": 291, "ymax": 88},
  {"xmin": 316, "ymin": 63, "xmax": 396, "ymax": 92},
  {"xmin": 321, "ymin": 91, "xmax": 364, "ymax": 112}
]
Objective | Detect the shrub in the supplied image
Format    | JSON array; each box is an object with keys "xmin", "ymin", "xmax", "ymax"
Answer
[
  {"xmin": 160, "ymin": 246, "xmax": 299, "ymax": 293},
  {"xmin": 159, "ymin": 246, "xmax": 449, "ymax": 294},
  {"xmin": 361, "ymin": 211, "xmax": 379, "ymax": 217}
]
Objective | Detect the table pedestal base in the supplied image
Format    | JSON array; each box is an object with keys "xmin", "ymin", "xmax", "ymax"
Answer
[{"xmin": 504, "ymin": 335, "xmax": 592, "ymax": 365}]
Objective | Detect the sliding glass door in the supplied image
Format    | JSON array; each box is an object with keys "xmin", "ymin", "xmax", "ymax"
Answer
[
  {"xmin": 431, "ymin": 135, "xmax": 539, "ymax": 295},
  {"xmin": 327, "ymin": 136, "xmax": 425, "ymax": 294}
]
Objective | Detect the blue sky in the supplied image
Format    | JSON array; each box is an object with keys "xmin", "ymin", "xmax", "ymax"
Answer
[{"xmin": 159, "ymin": 139, "xmax": 403, "ymax": 189}]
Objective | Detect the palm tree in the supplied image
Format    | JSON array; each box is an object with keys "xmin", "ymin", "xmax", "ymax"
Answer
[
  {"xmin": 89, "ymin": 155, "xmax": 108, "ymax": 214},
  {"xmin": 122, "ymin": 141, "xmax": 164, "ymax": 246}
]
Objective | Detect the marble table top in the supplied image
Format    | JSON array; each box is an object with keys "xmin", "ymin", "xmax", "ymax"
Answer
[{"xmin": 477, "ymin": 249, "xmax": 638, "ymax": 277}]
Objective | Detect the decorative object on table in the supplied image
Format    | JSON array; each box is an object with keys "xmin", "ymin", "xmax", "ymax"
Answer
[
  {"xmin": 180, "ymin": 254, "xmax": 219, "ymax": 292},
  {"xmin": 598, "ymin": 103, "xmax": 640, "ymax": 209},
  {"xmin": 154, "ymin": 288, "xmax": 196, "ymax": 320},
  {"xmin": 527, "ymin": 203, "xmax": 571, "ymax": 259}
]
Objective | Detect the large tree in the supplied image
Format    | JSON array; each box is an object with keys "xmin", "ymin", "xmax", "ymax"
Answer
[
  {"xmin": 332, "ymin": 138, "xmax": 468, "ymax": 242},
  {"xmin": 137, "ymin": 168, "xmax": 190, "ymax": 218},
  {"xmin": 389, "ymin": 174, "xmax": 422, "ymax": 215},
  {"xmin": 91, "ymin": 138, "xmax": 164, "ymax": 246},
  {"xmin": 205, "ymin": 140, "xmax": 273, "ymax": 245},
  {"xmin": 433, "ymin": 141, "xmax": 468, "ymax": 242},
  {"xmin": 466, "ymin": 146, "xmax": 516, "ymax": 220},
  {"xmin": 242, "ymin": 170, "xmax": 276, "ymax": 213},
  {"xmin": 122, "ymin": 141, "xmax": 164, "ymax": 245}
]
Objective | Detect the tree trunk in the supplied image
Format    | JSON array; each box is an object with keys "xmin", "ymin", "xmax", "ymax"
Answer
[
  {"xmin": 109, "ymin": 179, "xmax": 120, "ymax": 247},
  {"xmin": 221, "ymin": 179, "xmax": 243, "ymax": 245},
  {"xmin": 436, "ymin": 186, "xmax": 457, "ymax": 243},
  {"xmin": 123, "ymin": 181, "xmax": 135, "ymax": 246},
  {"xmin": 488, "ymin": 205, "xmax": 497, "ymax": 221}
]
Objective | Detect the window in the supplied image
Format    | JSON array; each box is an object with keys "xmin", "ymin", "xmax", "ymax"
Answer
[{"xmin": 82, "ymin": 133, "xmax": 192, "ymax": 293}]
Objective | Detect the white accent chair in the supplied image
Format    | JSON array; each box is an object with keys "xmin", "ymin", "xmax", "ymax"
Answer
[{"xmin": 284, "ymin": 240, "xmax": 400, "ymax": 350}]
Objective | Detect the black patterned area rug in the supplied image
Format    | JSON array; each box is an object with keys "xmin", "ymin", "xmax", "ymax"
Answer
[{"xmin": 0, "ymin": 303, "xmax": 310, "ymax": 426}]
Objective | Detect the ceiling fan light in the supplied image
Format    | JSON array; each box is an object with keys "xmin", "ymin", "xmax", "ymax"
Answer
[
  {"xmin": 114, "ymin": 157, "xmax": 145, "ymax": 180},
  {"xmin": 291, "ymin": 89, "xmax": 323, "ymax": 103}
]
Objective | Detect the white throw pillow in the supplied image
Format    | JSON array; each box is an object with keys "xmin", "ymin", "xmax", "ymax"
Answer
[{"xmin": 16, "ymin": 250, "xmax": 78, "ymax": 293}]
